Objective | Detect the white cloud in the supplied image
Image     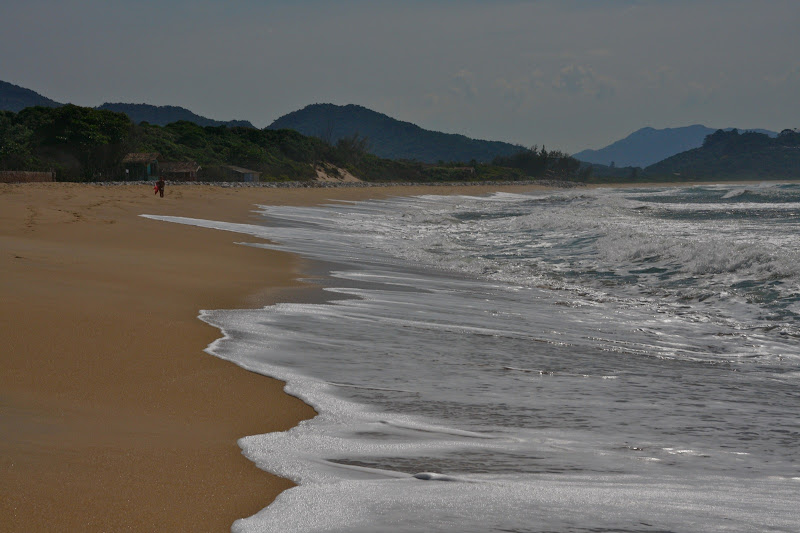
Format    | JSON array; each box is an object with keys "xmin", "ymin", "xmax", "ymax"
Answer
[
  {"xmin": 642, "ymin": 66, "xmax": 678, "ymax": 90},
  {"xmin": 493, "ymin": 69, "xmax": 545, "ymax": 111},
  {"xmin": 553, "ymin": 65, "xmax": 616, "ymax": 100},
  {"xmin": 451, "ymin": 69, "xmax": 478, "ymax": 99}
]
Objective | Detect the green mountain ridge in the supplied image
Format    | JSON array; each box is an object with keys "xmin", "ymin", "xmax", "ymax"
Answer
[
  {"xmin": 644, "ymin": 128, "xmax": 800, "ymax": 181},
  {"xmin": 574, "ymin": 125, "xmax": 779, "ymax": 168},
  {"xmin": 97, "ymin": 103, "xmax": 254, "ymax": 128},
  {"xmin": 1, "ymin": 104, "xmax": 578, "ymax": 183},
  {"xmin": 268, "ymin": 103, "xmax": 525, "ymax": 164},
  {"xmin": 2, "ymin": 79, "xmax": 798, "ymax": 183},
  {"xmin": 0, "ymin": 79, "xmax": 252, "ymax": 129},
  {"xmin": 0, "ymin": 80, "xmax": 62, "ymax": 112}
]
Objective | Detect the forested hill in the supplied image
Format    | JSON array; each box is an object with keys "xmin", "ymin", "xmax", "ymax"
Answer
[
  {"xmin": 0, "ymin": 79, "xmax": 253, "ymax": 128},
  {"xmin": 0, "ymin": 104, "xmax": 585, "ymax": 183},
  {"xmin": 268, "ymin": 103, "xmax": 524, "ymax": 164},
  {"xmin": 97, "ymin": 103, "xmax": 254, "ymax": 128},
  {"xmin": 645, "ymin": 128, "xmax": 800, "ymax": 180},
  {"xmin": 573, "ymin": 125, "xmax": 778, "ymax": 168},
  {"xmin": 0, "ymin": 80, "xmax": 62, "ymax": 112}
]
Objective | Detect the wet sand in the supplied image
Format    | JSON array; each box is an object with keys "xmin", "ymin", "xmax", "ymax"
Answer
[{"xmin": 0, "ymin": 181, "xmax": 552, "ymax": 531}]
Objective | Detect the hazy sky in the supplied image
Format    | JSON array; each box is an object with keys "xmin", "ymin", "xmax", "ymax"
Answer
[{"xmin": 1, "ymin": 0, "xmax": 798, "ymax": 153}]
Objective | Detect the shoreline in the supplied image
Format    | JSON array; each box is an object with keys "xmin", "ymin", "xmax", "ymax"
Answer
[
  {"xmin": 2, "ymin": 178, "xmax": 781, "ymax": 530},
  {"xmin": 0, "ymin": 181, "xmax": 555, "ymax": 531}
]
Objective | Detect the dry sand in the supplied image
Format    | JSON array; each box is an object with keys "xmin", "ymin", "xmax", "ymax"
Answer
[{"xmin": 0, "ymin": 181, "xmax": 553, "ymax": 532}]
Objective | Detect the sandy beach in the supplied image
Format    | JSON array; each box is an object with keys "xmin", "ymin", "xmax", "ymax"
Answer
[{"xmin": 0, "ymin": 181, "xmax": 553, "ymax": 532}]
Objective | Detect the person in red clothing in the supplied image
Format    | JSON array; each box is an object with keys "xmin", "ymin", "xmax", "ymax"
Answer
[{"xmin": 155, "ymin": 177, "xmax": 165, "ymax": 198}]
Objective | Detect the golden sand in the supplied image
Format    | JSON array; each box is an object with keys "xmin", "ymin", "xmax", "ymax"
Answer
[{"xmin": 0, "ymin": 181, "xmax": 553, "ymax": 531}]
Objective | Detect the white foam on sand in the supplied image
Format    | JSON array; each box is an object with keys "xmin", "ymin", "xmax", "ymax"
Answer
[{"xmin": 143, "ymin": 187, "xmax": 800, "ymax": 533}]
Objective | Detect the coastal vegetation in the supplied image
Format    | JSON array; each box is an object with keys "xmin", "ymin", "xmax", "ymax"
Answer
[
  {"xmin": 644, "ymin": 128, "xmax": 800, "ymax": 181},
  {"xmin": 97, "ymin": 103, "xmax": 254, "ymax": 128},
  {"xmin": 0, "ymin": 104, "xmax": 583, "ymax": 183},
  {"xmin": 1, "ymin": 87, "xmax": 797, "ymax": 184},
  {"xmin": 492, "ymin": 145, "xmax": 590, "ymax": 181},
  {"xmin": 0, "ymin": 105, "xmax": 130, "ymax": 180}
]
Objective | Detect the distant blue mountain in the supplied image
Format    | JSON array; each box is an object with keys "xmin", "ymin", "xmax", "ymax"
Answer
[
  {"xmin": 574, "ymin": 125, "xmax": 778, "ymax": 168},
  {"xmin": 268, "ymin": 103, "xmax": 524, "ymax": 164}
]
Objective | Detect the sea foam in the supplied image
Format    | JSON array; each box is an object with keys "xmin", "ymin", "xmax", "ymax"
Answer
[{"xmin": 144, "ymin": 183, "xmax": 800, "ymax": 532}]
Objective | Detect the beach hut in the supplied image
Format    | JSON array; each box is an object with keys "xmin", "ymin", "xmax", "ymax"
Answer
[
  {"xmin": 160, "ymin": 161, "xmax": 201, "ymax": 181},
  {"xmin": 122, "ymin": 153, "xmax": 161, "ymax": 180},
  {"xmin": 223, "ymin": 165, "xmax": 262, "ymax": 182}
]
